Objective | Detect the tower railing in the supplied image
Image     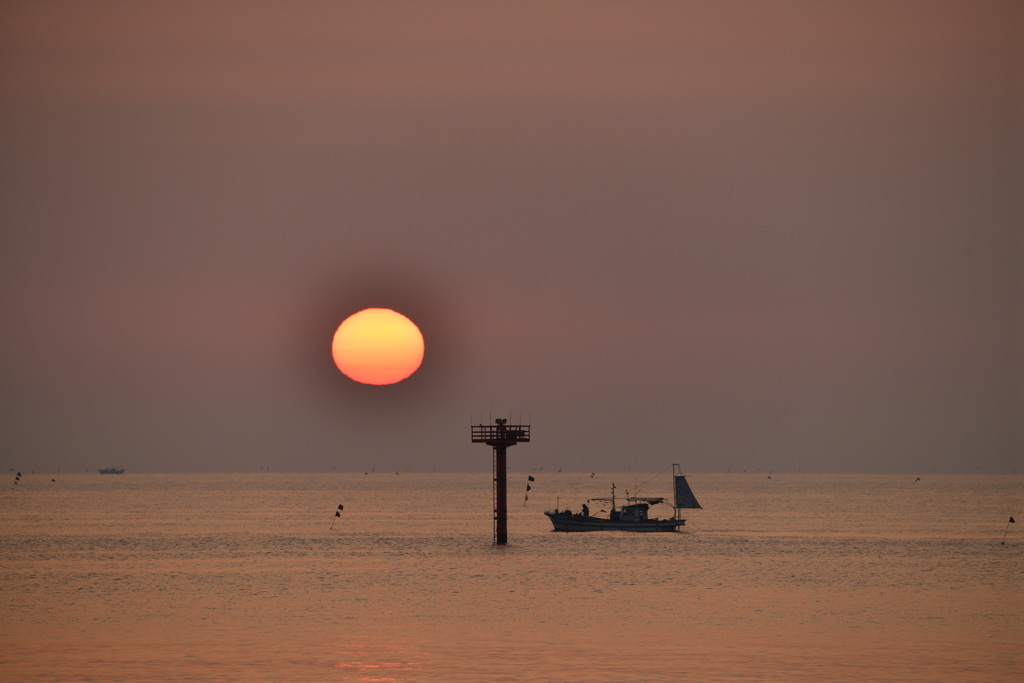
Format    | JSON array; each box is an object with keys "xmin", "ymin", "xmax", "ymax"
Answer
[{"xmin": 471, "ymin": 423, "xmax": 530, "ymax": 445}]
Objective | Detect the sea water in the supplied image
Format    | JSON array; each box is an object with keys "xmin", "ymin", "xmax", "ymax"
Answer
[{"xmin": 0, "ymin": 472, "xmax": 1020, "ymax": 681}]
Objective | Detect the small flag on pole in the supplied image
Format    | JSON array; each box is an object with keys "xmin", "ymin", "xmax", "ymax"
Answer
[
  {"xmin": 1001, "ymin": 516, "xmax": 1016, "ymax": 544},
  {"xmin": 528, "ymin": 475, "xmax": 535, "ymax": 482},
  {"xmin": 330, "ymin": 504, "xmax": 344, "ymax": 530},
  {"xmin": 338, "ymin": 504, "xmax": 344, "ymax": 511}
]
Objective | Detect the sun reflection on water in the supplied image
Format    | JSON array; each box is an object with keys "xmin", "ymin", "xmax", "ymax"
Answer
[{"xmin": 331, "ymin": 637, "xmax": 429, "ymax": 681}]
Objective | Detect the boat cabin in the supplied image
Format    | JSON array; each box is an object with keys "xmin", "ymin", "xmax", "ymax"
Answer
[{"xmin": 611, "ymin": 503, "xmax": 651, "ymax": 522}]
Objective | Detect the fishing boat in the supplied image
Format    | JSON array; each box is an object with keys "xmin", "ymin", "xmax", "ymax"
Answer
[
  {"xmin": 97, "ymin": 467, "xmax": 124, "ymax": 475},
  {"xmin": 544, "ymin": 464, "xmax": 701, "ymax": 532}
]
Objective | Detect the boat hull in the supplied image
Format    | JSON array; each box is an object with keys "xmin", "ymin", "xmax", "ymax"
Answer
[{"xmin": 545, "ymin": 511, "xmax": 685, "ymax": 532}]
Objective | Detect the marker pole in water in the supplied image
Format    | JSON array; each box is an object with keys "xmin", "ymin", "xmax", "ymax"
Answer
[
  {"xmin": 1001, "ymin": 516, "xmax": 1015, "ymax": 545},
  {"xmin": 471, "ymin": 417, "xmax": 531, "ymax": 545}
]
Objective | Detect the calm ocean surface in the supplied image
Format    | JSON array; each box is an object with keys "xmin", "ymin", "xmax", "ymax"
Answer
[{"xmin": 1, "ymin": 472, "xmax": 1021, "ymax": 681}]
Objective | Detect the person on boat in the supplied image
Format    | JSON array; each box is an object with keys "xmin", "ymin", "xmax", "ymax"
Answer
[{"xmin": 581, "ymin": 503, "xmax": 589, "ymax": 518}]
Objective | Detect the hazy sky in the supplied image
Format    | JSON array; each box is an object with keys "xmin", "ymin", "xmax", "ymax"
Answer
[{"xmin": 2, "ymin": 2, "xmax": 1021, "ymax": 474}]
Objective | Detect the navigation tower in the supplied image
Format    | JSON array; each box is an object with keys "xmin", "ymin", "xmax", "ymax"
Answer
[{"xmin": 471, "ymin": 418, "xmax": 531, "ymax": 545}]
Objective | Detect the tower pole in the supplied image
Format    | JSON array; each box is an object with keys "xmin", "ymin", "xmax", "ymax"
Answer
[{"xmin": 494, "ymin": 444, "xmax": 508, "ymax": 544}]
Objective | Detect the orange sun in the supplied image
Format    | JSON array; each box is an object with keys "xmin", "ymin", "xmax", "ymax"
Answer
[{"xmin": 331, "ymin": 308, "xmax": 425, "ymax": 385}]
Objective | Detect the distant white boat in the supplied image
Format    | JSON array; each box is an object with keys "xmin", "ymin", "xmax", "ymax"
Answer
[{"xmin": 544, "ymin": 464, "xmax": 701, "ymax": 532}]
